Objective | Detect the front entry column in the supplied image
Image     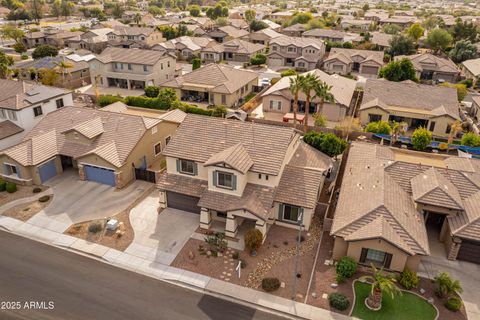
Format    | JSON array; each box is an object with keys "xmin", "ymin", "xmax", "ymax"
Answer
[
  {"xmin": 255, "ymin": 220, "xmax": 267, "ymax": 243},
  {"xmin": 200, "ymin": 208, "xmax": 212, "ymax": 230},
  {"xmin": 225, "ymin": 213, "xmax": 238, "ymax": 238},
  {"xmin": 127, "ymin": 79, "xmax": 131, "ymax": 90}
]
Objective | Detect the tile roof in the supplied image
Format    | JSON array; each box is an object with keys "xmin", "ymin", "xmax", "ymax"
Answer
[
  {"xmin": 0, "ymin": 106, "xmax": 162, "ymax": 167},
  {"xmin": 161, "ymin": 114, "xmax": 297, "ymax": 176},
  {"xmin": 207, "ymin": 38, "xmax": 265, "ymax": 55},
  {"xmin": 94, "ymin": 47, "xmax": 170, "ymax": 65},
  {"xmin": 326, "ymin": 48, "xmax": 384, "ymax": 66},
  {"xmin": 0, "ymin": 79, "xmax": 70, "ymax": 111},
  {"xmin": 396, "ymin": 53, "xmax": 459, "ymax": 74},
  {"xmin": 160, "ymin": 63, "xmax": 258, "ymax": 94},
  {"xmin": 269, "ymin": 35, "xmax": 325, "ymax": 50},
  {"xmin": 204, "ymin": 143, "xmax": 254, "ymax": 174},
  {"xmin": 370, "ymin": 32, "xmax": 392, "ymax": 47},
  {"xmin": 157, "ymin": 172, "xmax": 207, "ymax": 197},
  {"xmin": 360, "ymin": 79, "xmax": 459, "ymax": 120},
  {"xmin": 462, "ymin": 57, "xmax": 480, "ymax": 77},
  {"xmin": 16, "ymin": 56, "xmax": 90, "ymax": 73},
  {"xmin": 111, "ymin": 26, "xmax": 155, "ymax": 36},
  {"xmin": 217, "ymin": 25, "xmax": 249, "ymax": 38},
  {"xmin": 302, "ymin": 28, "xmax": 346, "ymax": 39},
  {"xmin": 157, "ymin": 36, "xmax": 216, "ymax": 51},
  {"xmin": 0, "ymin": 120, "xmax": 23, "ymax": 140}
]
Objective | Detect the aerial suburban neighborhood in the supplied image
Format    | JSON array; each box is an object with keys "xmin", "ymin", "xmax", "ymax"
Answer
[{"xmin": 1, "ymin": 0, "xmax": 480, "ymax": 319}]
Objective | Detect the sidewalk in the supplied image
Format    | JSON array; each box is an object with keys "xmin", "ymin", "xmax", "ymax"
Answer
[{"xmin": 0, "ymin": 214, "xmax": 350, "ymax": 320}]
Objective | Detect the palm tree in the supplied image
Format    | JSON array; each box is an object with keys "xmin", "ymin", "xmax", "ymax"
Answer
[
  {"xmin": 133, "ymin": 13, "xmax": 142, "ymax": 26},
  {"xmin": 434, "ymin": 272, "xmax": 463, "ymax": 298},
  {"xmin": 359, "ymin": 264, "xmax": 401, "ymax": 310},
  {"xmin": 289, "ymin": 75, "xmax": 304, "ymax": 128},
  {"xmin": 312, "ymin": 80, "xmax": 334, "ymax": 115},
  {"xmin": 299, "ymin": 73, "xmax": 320, "ymax": 131},
  {"xmin": 53, "ymin": 59, "xmax": 73, "ymax": 87},
  {"xmin": 390, "ymin": 121, "xmax": 407, "ymax": 145},
  {"xmin": 447, "ymin": 120, "xmax": 463, "ymax": 153}
]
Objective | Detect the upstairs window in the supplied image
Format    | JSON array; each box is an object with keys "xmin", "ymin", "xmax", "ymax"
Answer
[
  {"xmin": 213, "ymin": 171, "xmax": 236, "ymax": 190},
  {"xmin": 177, "ymin": 159, "xmax": 197, "ymax": 175},
  {"xmin": 33, "ymin": 106, "xmax": 43, "ymax": 117},
  {"xmin": 56, "ymin": 99, "xmax": 64, "ymax": 109}
]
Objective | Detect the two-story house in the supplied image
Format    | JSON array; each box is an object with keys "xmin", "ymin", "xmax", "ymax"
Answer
[
  {"xmin": 107, "ymin": 26, "xmax": 164, "ymax": 49},
  {"xmin": 268, "ymin": 35, "xmax": 326, "ymax": 71},
  {"xmin": 160, "ymin": 63, "xmax": 258, "ymax": 108},
  {"xmin": 152, "ymin": 36, "xmax": 217, "ymax": 61},
  {"xmin": 157, "ymin": 114, "xmax": 332, "ymax": 241},
  {"xmin": 201, "ymin": 39, "xmax": 265, "ymax": 63},
  {"xmin": 206, "ymin": 26, "xmax": 249, "ymax": 43},
  {"xmin": 88, "ymin": 47, "xmax": 176, "ymax": 93},
  {"xmin": 65, "ymin": 28, "xmax": 113, "ymax": 54},
  {"xmin": 0, "ymin": 79, "xmax": 73, "ymax": 150}
]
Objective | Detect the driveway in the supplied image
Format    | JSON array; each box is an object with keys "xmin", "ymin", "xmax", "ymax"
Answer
[
  {"xmin": 126, "ymin": 192, "xmax": 199, "ymax": 265},
  {"xmin": 418, "ymin": 238, "xmax": 480, "ymax": 320},
  {"xmin": 26, "ymin": 170, "xmax": 152, "ymax": 232}
]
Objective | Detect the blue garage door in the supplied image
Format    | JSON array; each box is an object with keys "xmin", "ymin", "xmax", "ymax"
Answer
[
  {"xmin": 84, "ymin": 165, "xmax": 115, "ymax": 187},
  {"xmin": 39, "ymin": 158, "xmax": 57, "ymax": 183}
]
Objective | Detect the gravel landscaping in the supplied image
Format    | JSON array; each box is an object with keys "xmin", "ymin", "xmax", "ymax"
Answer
[
  {"xmin": 0, "ymin": 185, "xmax": 49, "ymax": 206},
  {"xmin": 64, "ymin": 210, "xmax": 134, "ymax": 251},
  {"xmin": 2, "ymin": 196, "xmax": 53, "ymax": 221}
]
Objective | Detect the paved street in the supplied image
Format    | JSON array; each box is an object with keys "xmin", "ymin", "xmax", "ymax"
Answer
[{"xmin": 0, "ymin": 231, "xmax": 290, "ymax": 320}]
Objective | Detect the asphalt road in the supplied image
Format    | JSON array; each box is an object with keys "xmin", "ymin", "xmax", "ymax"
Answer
[{"xmin": 0, "ymin": 231, "xmax": 291, "ymax": 320}]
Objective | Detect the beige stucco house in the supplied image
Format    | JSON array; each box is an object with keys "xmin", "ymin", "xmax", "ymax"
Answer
[
  {"xmin": 157, "ymin": 114, "xmax": 333, "ymax": 240},
  {"xmin": 268, "ymin": 36, "xmax": 326, "ymax": 71},
  {"xmin": 201, "ymin": 39, "xmax": 265, "ymax": 63},
  {"xmin": 0, "ymin": 106, "xmax": 183, "ymax": 188},
  {"xmin": 331, "ymin": 142, "xmax": 480, "ymax": 270},
  {"xmin": 160, "ymin": 63, "xmax": 258, "ymax": 108},
  {"xmin": 359, "ymin": 79, "xmax": 460, "ymax": 137},
  {"xmin": 395, "ymin": 53, "xmax": 460, "ymax": 83},
  {"xmin": 261, "ymin": 69, "xmax": 357, "ymax": 122},
  {"xmin": 106, "ymin": 26, "xmax": 164, "ymax": 48},
  {"xmin": 323, "ymin": 48, "xmax": 384, "ymax": 78}
]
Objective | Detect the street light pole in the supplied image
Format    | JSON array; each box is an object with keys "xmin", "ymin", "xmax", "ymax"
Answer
[{"xmin": 291, "ymin": 211, "xmax": 303, "ymax": 300}]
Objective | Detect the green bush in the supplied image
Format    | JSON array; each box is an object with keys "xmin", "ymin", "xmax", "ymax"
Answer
[
  {"xmin": 21, "ymin": 54, "xmax": 28, "ymax": 60},
  {"xmin": 32, "ymin": 187, "xmax": 42, "ymax": 193},
  {"xmin": 32, "ymin": 45, "xmax": 58, "ymax": 59},
  {"xmin": 98, "ymin": 95, "xmax": 124, "ymax": 107},
  {"xmin": 399, "ymin": 269, "xmax": 419, "ymax": 289},
  {"xmin": 364, "ymin": 120, "xmax": 392, "ymax": 134},
  {"xmin": 328, "ymin": 293, "xmax": 350, "ymax": 311},
  {"xmin": 461, "ymin": 132, "xmax": 480, "ymax": 147},
  {"xmin": 280, "ymin": 69, "xmax": 297, "ymax": 77},
  {"xmin": 335, "ymin": 256, "xmax": 357, "ymax": 283},
  {"xmin": 88, "ymin": 221, "xmax": 103, "ymax": 233},
  {"xmin": 232, "ymin": 252, "xmax": 239, "ymax": 259},
  {"xmin": 459, "ymin": 79, "xmax": 473, "ymax": 88},
  {"xmin": 445, "ymin": 296, "xmax": 462, "ymax": 311},
  {"xmin": 144, "ymin": 86, "xmax": 160, "ymax": 98},
  {"xmin": 244, "ymin": 228, "xmax": 263, "ymax": 253},
  {"xmin": 0, "ymin": 180, "xmax": 5, "ymax": 192},
  {"xmin": 261, "ymin": 277, "xmax": 280, "ymax": 292},
  {"xmin": 303, "ymin": 131, "xmax": 347, "ymax": 157},
  {"xmin": 6, "ymin": 182, "xmax": 17, "ymax": 193},
  {"xmin": 411, "ymin": 127, "xmax": 432, "ymax": 151},
  {"xmin": 250, "ymin": 53, "xmax": 267, "ymax": 65},
  {"xmin": 38, "ymin": 195, "xmax": 51, "ymax": 203}
]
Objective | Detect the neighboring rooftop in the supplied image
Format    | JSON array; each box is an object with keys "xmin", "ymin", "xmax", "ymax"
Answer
[{"xmin": 93, "ymin": 47, "xmax": 171, "ymax": 65}]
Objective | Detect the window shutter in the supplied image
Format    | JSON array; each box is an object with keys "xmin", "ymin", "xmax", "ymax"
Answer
[
  {"xmin": 212, "ymin": 171, "xmax": 217, "ymax": 186},
  {"xmin": 269, "ymin": 100, "xmax": 273, "ymax": 109},
  {"xmin": 299, "ymin": 208, "xmax": 304, "ymax": 223},
  {"xmin": 176, "ymin": 159, "xmax": 180, "ymax": 172},
  {"xmin": 2, "ymin": 163, "xmax": 8, "ymax": 175},
  {"xmin": 384, "ymin": 253, "xmax": 393, "ymax": 269},
  {"xmin": 15, "ymin": 165, "xmax": 20, "ymax": 178},
  {"xmin": 359, "ymin": 248, "xmax": 368, "ymax": 263},
  {"xmin": 278, "ymin": 204, "xmax": 284, "ymax": 220},
  {"xmin": 232, "ymin": 175, "xmax": 237, "ymax": 190},
  {"xmin": 193, "ymin": 163, "xmax": 198, "ymax": 176}
]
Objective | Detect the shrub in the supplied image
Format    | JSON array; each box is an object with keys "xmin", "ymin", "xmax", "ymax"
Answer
[
  {"xmin": 32, "ymin": 45, "xmax": 58, "ymax": 59},
  {"xmin": 144, "ymin": 86, "xmax": 160, "ymax": 98},
  {"xmin": 98, "ymin": 95, "xmax": 124, "ymax": 107},
  {"xmin": 0, "ymin": 180, "xmax": 6, "ymax": 192},
  {"xmin": 280, "ymin": 69, "xmax": 297, "ymax": 77},
  {"xmin": 364, "ymin": 120, "xmax": 391, "ymax": 134},
  {"xmin": 460, "ymin": 79, "xmax": 473, "ymax": 88},
  {"xmin": 335, "ymin": 256, "xmax": 357, "ymax": 283},
  {"xmin": 303, "ymin": 131, "xmax": 347, "ymax": 157},
  {"xmin": 13, "ymin": 42, "xmax": 26, "ymax": 54},
  {"xmin": 6, "ymin": 182, "xmax": 17, "ymax": 193},
  {"xmin": 32, "ymin": 187, "xmax": 42, "ymax": 193},
  {"xmin": 411, "ymin": 127, "xmax": 432, "ymax": 151},
  {"xmin": 244, "ymin": 228, "xmax": 263, "ymax": 253},
  {"xmin": 191, "ymin": 57, "xmax": 201, "ymax": 70},
  {"xmin": 204, "ymin": 232, "xmax": 228, "ymax": 253},
  {"xmin": 434, "ymin": 272, "xmax": 463, "ymax": 298},
  {"xmin": 328, "ymin": 293, "xmax": 350, "ymax": 311},
  {"xmin": 21, "ymin": 54, "xmax": 28, "ymax": 60},
  {"xmin": 399, "ymin": 269, "xmax": 419, "ymax": 289},
  {"xmin": 38, "ymin": 195, "xmax": 51, "ymax": 203},
  {"xmin": 88, "ymin": 221, "xmax": 103, "ymax": 233},
  {"xmin": 261, "ymin": 277, "xmax": 280, "ymax": 292},
  {"xmin": 232, "ymin": 252, "xmax": 239, "ymax": 259},
  {"xmin": 240, "ymin": 259, "xmax": 247, "ymax": 268},
  {"xmin": 461, "ymin": 132, "xmax": 480, "ymax": 147},
  {"xmin": 445, "ymin": 296, "xmax": 462, "ymax": 312},
  {"xmin": 250, "ymin": 53, "xmax": 267, "ymax": 65}
]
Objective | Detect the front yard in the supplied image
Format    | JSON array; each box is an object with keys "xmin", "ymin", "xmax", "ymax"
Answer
[
  {"xmin": 0, "ymin": 183, "xmax": 49, "ymax": 207},
  {"xmin": 352, "ymin": 281, "xmax": 437, "ymax": 320},
  {"xmin": 2, "ymin": 195, "xmax": 53, "ymax": 221}
]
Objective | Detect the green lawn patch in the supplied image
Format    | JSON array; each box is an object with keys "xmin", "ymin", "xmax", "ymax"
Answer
[{"xmin": 352, "ymin": 281, "xmax": 437, "ymax": 320}]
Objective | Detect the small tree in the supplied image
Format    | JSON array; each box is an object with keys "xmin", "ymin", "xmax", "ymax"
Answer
[
  {"xmin": 312, "ymin": 113, "xmax": 327, "ymax": 127},
  {"xmin": 244, "ymin": 228, "xmax": 263, "ymax": 254},
  {"xmin": 191, "ymin": 57, "xmax": 201, "ymax": 70},
  {"xmin": 250, "ymin": 53, "xmax": 267, "ymax": 66},
  {"xmin": 249, "ymin": 20, "xmax": 268, "ymax": 32},
  {"xmin": 461, "ymin": 132, "xmax": 480, "ymax": 147},
  {"xmin": 434, "ymin": 272, "xmax": 463, "ymax": 299},
  {"xmin": 364, "ymin": 120, "xmax": 392, "ymax": 134},
  {"xmin": 32, "ymin": 45, "xmax": 58, "ymax": 59},
  {"xmin": 145, "ymin": 86, "xmax": 160, "ymax": 98},
  {"xmin": 188, "ymin": 5, "xmax": 201, "ymax": 17},
  {"xmin": 388, "ymin": 34, "xmax": 415, "ymax": 57},
  {"xmin": 244, "ymin": 9, "xmax": 256, "ymax": 22},
  {"xmin": 335, "ymin": 256, "xmax": 357, "ymax": 283},
  {"xmin": 411, "ymin": 127, "xmax": 432, "ymax": 151},
  {"xmin": 426, "ymin": 28, "xmax": 452, "ymax": 53},
  {"xmin": 406, "ymin": 22, "xmax": 424, "ymax": 42},
  {"xmin": 204, "ymin": 232, "xmax": 228, "ymax": 253},
  {"xmin": 449, "ymin": 40, "xmax": 478, "ymax": 63},
  {"xmin": 360, "ymin": 264, "xmax": 402, "ymax": 310},
  {"xmin": 280, "ymin": 69, "xmax": 296, "ymax": 77},
  {"xmin": 379, "ymin": 58, "xmax": 417, "ymax": 82}
]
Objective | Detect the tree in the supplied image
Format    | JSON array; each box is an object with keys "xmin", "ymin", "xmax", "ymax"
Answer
[
  {"xmin": 250, "ymin": 53, "xmax": 267, "ymax": 65},
  {"xmin": 287, "ymin": 12, "xmax": 312, "ymax": 26},
  {"xmin": 451, "ymin": 19, "xmax": 477, "ymax": 43},
  {"xmin": 449, "ymin": 40, "xmax": 478, "ymax": 63},
  {"xmin": 440, "ymin": 83, "xmax": 467, "ymax": 102},
  {"xmin": 191, "ymin": 57, "xmax": 201, "ymax": 70},
  {"xmin": 244, "ymin": 228, "xmax": 263, "ymax": 254},
  {"xmin": 51, "ymin": 0, "xmax": 61, "ymax": 18},
  {"xmin": 406, "ymin": 23, "xmax": 424, "ymax": 42},
  {"xmin": 434, "ymin": 272, "xmax": 463, "ymax": 299},
  {"xmin": 447, "ymin": 120, "xmax": 463, "ymax": 152},
  {"xmin": 206, "ymin": 3, "xmax": 228, "ymax": 20},
  {"xmin": 303, "ymin": 131, "xmax": 347, "ymax": 157},
  {"xmin": 53, "ymin": 59, "xmax": 73, "ymax": 86},
  {"xmin": 390, "ymin": 121, "xmax": 407, "ymax": 145},
  {"xmin": 426, "ymin": 28, "xmax": 453, "ymax": 53},
  {"xmin": 1, "ymin": 25, "xmax": 24, "ymax": 45},
  {"xmin": 12, "ymin": 42, "xmax": 26, "ymax": 53},
  {"xmin": 60, "ymin": 0, "xmax": 74, "ymax": 17},
  {"xmin": 362, "ymin": 3, "xmax": 369, "ymax": 11},
  {"xmin": 188, "ymin": 5, "xmax": 200, "ymax": 17},
  {"xmin": 312, "ymin": 113, "xmax": 327, "ymax": 127},
  {"xmin": 145, "ymin": 86, "xmax": 160, "ymax": 98},
  {"xmin": 388, "ymin": 34, "xmax": 415, "ymax": 57},
  {"xmin": 365, "ymin": 120, "xmax": 392, "ymax": 134},
  {"xmin": 215, "ymin": 17, "xmax": 228, "ymax": 27},
  {"xmin": 32, "ymin": 45, "xmax": 58, "ymax": 59},
  {"xmin": 382, "ymin": 23, "xmax": 402, "ymax": 35},
  {"xmin": 423, "ymin": 16, "xmax": 443, "ymax": 30},
  {"xmin": 28, "ymin": 0, "xmax": 44, "ymax": 23},
  {"xmin": 6, "ymin": 8, "xmax": 31, "ymax": 21},
  {"xmin": 359, "ymin": 265, "xmax": 402, "ymax": 310},
  {"xmin": 244, "ymin": 9, "xmax": 256, "ymax": 22},
  {"xmin": 461, "ymin": 132, "xmax": 480, "ymax": 147},
  {"xmin": 289, "ymin": 75, "xmax": 303, "ymax": 127},
  {"xmin": 249, "ymin": 20, "xmax": 268, "ymax": 32},
  {"xmin": 312, "ymin": 80, "xmax": 334, "ymax": 115},
  {"xmin": 0, "ymin": 51, "xmax": 14, "ymax": 79},
  {"xmin": 148, "ymin": 6, "xmax": 164, "ymax": 16},
  {"xmin": 112, "ymin": 3, "xmax": 124, "ymax": 19},
  {"xmin": 133, "ymin": 12, "xmax": 142, "ymax": 26},
  {"xmin": 158, "ymin": 88, "xmax": 177, "ymax": 106},
  {"xmin": 299, "ymin": 73, "xmax": 318, "ymax": 130},
  {"xmin": 411, "ymin": 127, "xmax": 432, "ymax": 151},
  {"xmin": 379, "ymin": 58, "xmax": 417, "ymax": 82},
  {"xmin": 39, "ymin": 69, "xmax": 57, "ymax": 86},
  {"xmin": 281, "ymin": 69, "xmax": 296, "ymax": 77}
]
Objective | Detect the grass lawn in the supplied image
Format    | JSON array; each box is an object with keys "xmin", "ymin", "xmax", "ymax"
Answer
[{"xmin": 352, "ymin": 282, "xmax": 437, "ymax": 320}]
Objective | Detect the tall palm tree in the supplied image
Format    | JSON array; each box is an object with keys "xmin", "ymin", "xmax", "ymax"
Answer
[
  {"xmin": 53, "ymin": 59, "xmax": 73, "ymax": 87},
  {"xmin": 359, "ymin": 264, "xmax": 401, "ymax": 310},
  {"xmin": 447, "ymin": 120, "xmax": 463, "ymax": 153},
  {"xmin": 390, "ymin": 121, "xmax": 407, "ymax": 145},
  {"xmin": 289, "ymin": 75, "xmax": 304, "ymax": 128},
  {"xmin": 299, "ymin": 73, "xmax": 319, "ymax": 131},
  {"xmin": 312, "ymin": 80, "xmax": 334, "ymax": 115},
  {"xmin": 134, "ymin": 13, "xmax": 142, "ymax": 26}
]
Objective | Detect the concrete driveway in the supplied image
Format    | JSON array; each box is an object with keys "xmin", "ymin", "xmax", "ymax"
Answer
[
  {"xmin": 126, "ymin": 192, "xmax": 199, "ymax": 265},
  {"xmin": 26, "ymin": 170, "xmax": 152, "ymax": 232},
  {"xmin": 418, "ymin": 238, "xmax": 480, "ymax": 320}
]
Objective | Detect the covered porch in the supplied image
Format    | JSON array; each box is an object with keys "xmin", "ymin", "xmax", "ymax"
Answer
[{"xmin": 180, "ymin": 89, "xmax": 211, "ymax": 104}]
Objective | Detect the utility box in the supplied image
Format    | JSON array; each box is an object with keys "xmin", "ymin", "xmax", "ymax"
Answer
[{"xmin": 106, "ymin": 219, "xmax": 119, "ymax": 231}]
